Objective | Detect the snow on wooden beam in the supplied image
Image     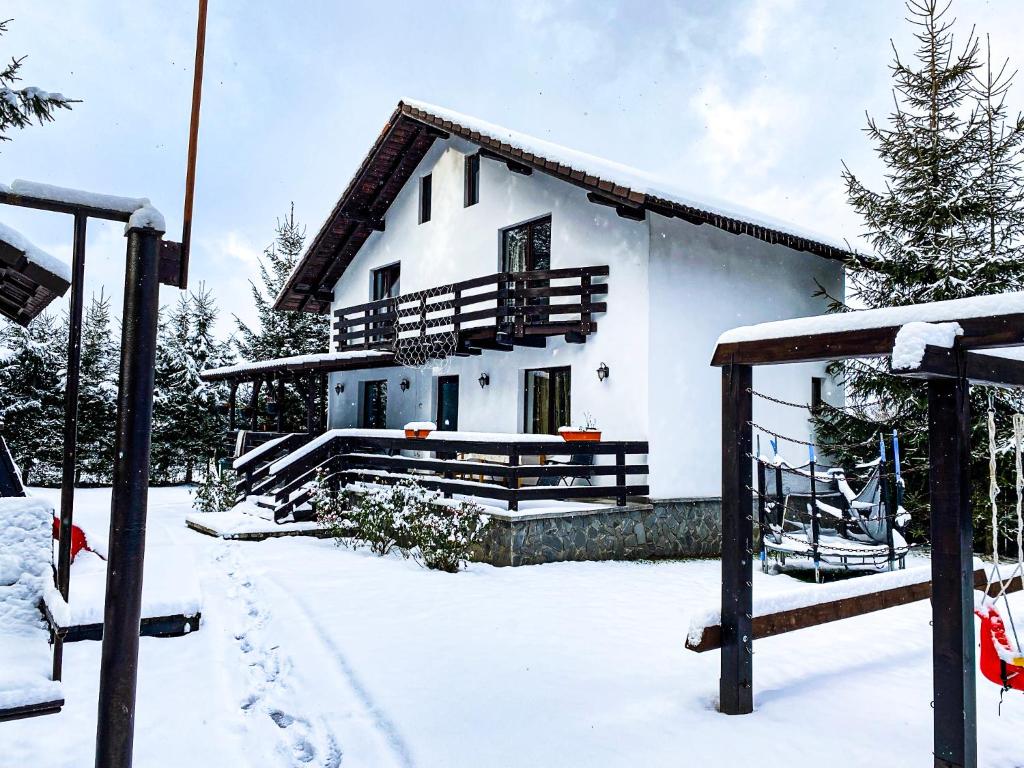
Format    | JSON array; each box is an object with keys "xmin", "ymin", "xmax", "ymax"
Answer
[
  {"xmin": 895, "ymin": 346, "xmax": 1024, "ymax": 389},
  {"xmin": 686, "ymin": 567, "xmax": 1022, "ymax": 653}
]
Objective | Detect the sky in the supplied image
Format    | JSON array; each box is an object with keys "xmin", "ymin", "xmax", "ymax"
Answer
[{"xmin": 3, "ymin": 0, "xmax": 1024, "ymax": 339}]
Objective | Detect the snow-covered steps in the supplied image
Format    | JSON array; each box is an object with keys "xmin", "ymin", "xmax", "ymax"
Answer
[
  {"xmin": 0, "ymin": 496, "xmax": 63, "ymax": 721},
  {"xmin": 42, "ymin": 545, "xmax": 202, "ymax": 643},
  {"xmin": 186, "ymin": 505, "xmax": 328, "ymax": 541}
]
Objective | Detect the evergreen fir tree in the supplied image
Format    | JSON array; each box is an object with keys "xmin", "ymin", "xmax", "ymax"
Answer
[
  {"xmin": 814, "ymin": 1, "xmax": 1024, "ymax": 546},
  {"xmin": 0, "ymin": 312, "xmax": 64, "ymax": 485},
  {"xmin": 0, "ymin": 19, "xmax": 74, "ymax": 141},
  {"xmin": 234, "ymin": 204, "xmax": 327, "ymax": 430},
  {"xmin": 75, "ymin": 291, "xmax": 118, "ymax": 484}
]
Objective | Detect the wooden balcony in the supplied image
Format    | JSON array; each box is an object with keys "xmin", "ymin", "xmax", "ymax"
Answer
[
  {"xmin": 233, "ymin": 429, "xmax": 648, "ymax": 523},
  {"xmin": 332, "ymin": 265, "xmax": 609, "ymax": 357}
]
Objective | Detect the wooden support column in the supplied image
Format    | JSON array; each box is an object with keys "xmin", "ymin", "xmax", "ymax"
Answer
[
  {"xmin": 720, "ymin": 363, "xmax": 753, "ymax": 715},
  {"xmin": 319, "ymin": 373, "xmax": 328, "ymax": 431},
  {"xmin": 276, "ymin": 376, "xmax": 286, "ymax": 433},
  {"xmin": 305, "ymin": 372, "xmax": 316, "ymax": 434},
  {"xmin": 248, "ymin": 377, "xmax": 262, "ymax": 431},
  {"xmin": 227, "ymin": 381, "xmax": 238, "ymax": 432},
  {"xmin": 927, "ymin": 374, "xmax": 976, "ymax": 768}
]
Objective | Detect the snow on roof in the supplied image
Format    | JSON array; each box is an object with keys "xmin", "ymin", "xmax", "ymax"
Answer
[
  {"xmin": 717, "ymin": 291, "xmax": 1024, "ymax": 345},
  {"xmin": 402, "ymin": 98, "xmax": 849, "ymax": 252},
  {"xmin": 8, "ymin": 179, "xmax": 150, "ymax": 215},
  {"xmin": 201, "ymin": 349, "xmax": 392, "ymax": 379},
  {"xmin": 0, "ymin": 220, "xmax": 72, "ymax": 283}
]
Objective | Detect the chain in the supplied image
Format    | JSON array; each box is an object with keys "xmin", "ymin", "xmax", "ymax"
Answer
[{"xmin": 749, "ymin": 421, "xmax": 879, "ymax": 451}]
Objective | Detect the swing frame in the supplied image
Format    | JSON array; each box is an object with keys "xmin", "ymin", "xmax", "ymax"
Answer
[{"xmin": 714, "ymin": 300, "xmax": 1024, "ymax": 768}]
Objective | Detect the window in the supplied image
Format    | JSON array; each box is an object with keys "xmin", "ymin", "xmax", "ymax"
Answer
[
  {"xmin": 502, "ymin": 215, "xmax": 551, "ymax": 272},
  {"xmin": 464, "ymin": 154, "xmax": 479, "ymax": 207},
  {"xmin": 419, "ymin": 174, "xmax": 432, "ymax": 224},
  {"xmin": 811, "ymin": 376, "xmax": 824, "ymax": 415},
  {"xmin": 360, "ymin": 380, "xmax": 388, "ymax": 429},
  {"xmin": 371, "ymin": 262, "xmax": 401, "ymax": 301},
  {"xmin": 524, "ymin": 367, "xmax": 570, "ymax": 435}
]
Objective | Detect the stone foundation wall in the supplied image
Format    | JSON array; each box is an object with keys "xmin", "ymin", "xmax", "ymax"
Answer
[{"xmin": 472, "ymin": 498, "xmax": 722, "ymax": 567}]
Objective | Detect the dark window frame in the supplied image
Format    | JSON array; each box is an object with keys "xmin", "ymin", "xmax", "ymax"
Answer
[
  {"xmin": 360, "ymin": 379, "xmax": 388, "ymax": 429},
  {"xmin": 419, "ymin": 174, "xmax": 432, "ymax": 224},
  {"xmin": 523, "ymin": 365, "xmax": 571, "ymax": 435},
  {"xmin": 501, "ymin": 214, "xmax": 552, "ymax": 273},
  {"xmin": 464, "ymin": 154, "xmax": 480, "ymax": 208}
]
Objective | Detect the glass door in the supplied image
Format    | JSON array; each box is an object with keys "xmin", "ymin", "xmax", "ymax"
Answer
[
  {"xmin": 502, "ymin": 216, "xmax": 551, "ymax": 328},
  {"xmin": 436, "ymin": 376, "xmax": 459, "ymax": 431},
  {"xmin": 360, "ymin": 380, "xmax": 388, "ymax": 429},
  {"xmin": 523, "ymin": 366, "xmax": 570, "ymax": 435}
]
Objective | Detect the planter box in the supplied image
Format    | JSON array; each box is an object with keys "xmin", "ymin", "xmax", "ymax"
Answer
[
  {"xmin": 559, "ymin": 430, "xmax": 602, "ymax": 442},
  {"xmin": 404, "ymin": 428, "xmax": 433, "ymax": 439}
]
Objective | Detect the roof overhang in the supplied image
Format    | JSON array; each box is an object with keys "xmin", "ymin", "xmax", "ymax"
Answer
[
  {"xmin": 0, "ymin": 231, "xmax": 71, "ymax": 326},
  {"xmin": 276, "ymin": 101, "xmax": 853, "ymax": 315}
]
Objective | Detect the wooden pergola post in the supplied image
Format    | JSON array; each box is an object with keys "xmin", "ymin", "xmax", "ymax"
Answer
[
  {"xmin": 227, "ymin": 380, "xmax": 238, "ymax": 432},
  {"xmin": 248, "ymin": 377, "xmax": 262, "ymax": 431},
  {"xmin": 720, "ymin": 362, "xmax": 753, "ymax": 715},
  {"xmin": 305, "ymin": 372, "xmax": 316, "ymax": 434},
  {"xmin": 927, "ymin": 372, "xmax": 977, "ymax": 768},
  {"xmin": 276, "ymin": 376, "xmax": 286, "ymax": 433}
]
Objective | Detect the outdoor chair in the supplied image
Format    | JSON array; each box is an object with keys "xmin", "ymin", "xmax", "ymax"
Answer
[{"xmin": 539, "ymin": 453, "xmax": 595, "ymax": 487}]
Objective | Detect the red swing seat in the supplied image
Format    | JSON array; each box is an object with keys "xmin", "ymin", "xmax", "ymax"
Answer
[
  {"xmin": 51, "ymin": 516, "xmax": 91, "ymax": 562},
  {"xmin": 976, "ymin": 604, "xmax": 1024, "ymax": 692}
]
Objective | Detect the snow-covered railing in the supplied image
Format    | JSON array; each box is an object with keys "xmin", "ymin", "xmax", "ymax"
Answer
[{"xmin": 240, "ymin": 429, "xmax": 648, "ymax": 522}]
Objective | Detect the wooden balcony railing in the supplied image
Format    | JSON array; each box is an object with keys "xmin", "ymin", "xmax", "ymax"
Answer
[
  {"xmin": 234, "ymin": 430, "xmax": 648, "ymax": 523},
  {"xmin": 332, "ymin": 265, "xmax": 609, "ymax": 353}
]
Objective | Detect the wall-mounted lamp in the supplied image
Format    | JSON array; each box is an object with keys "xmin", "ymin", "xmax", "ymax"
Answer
[
  {"xmin": 596, "ymin": 362, "xmax": 610, "ymax": 382},
  {"xmin": 400, "ymin": 378, "xmax": 411, "ymax": 392},
  {"xmin": 478, "ymin": 372, "xmax": 490, "ymax": 389},
  {"xmin": 334, "ymin": 382, "xmax": 344, "ymax": 395}
]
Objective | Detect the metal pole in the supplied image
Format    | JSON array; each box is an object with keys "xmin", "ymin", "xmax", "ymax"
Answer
[
  {"xmin": 720, "ymin": 363, "xmax": 753, "ymax": 714},
  {"xmin": 927, "ymin": 373, "xmax": 976, "ymax": 768},
  {"xmin": 94, "ymin": 224, "xmax": 163, "ymax": 768},
  {"xmin": 53, "ymin": 212, "xmax": 87, "ymax": 681},
  {"xmin": 179, "ymin": 0, "xmax": 209, "ymax": 289}
]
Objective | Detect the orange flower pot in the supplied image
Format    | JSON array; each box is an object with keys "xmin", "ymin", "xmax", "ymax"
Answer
[
  {"xmin": 560, "ymin": 430, "xmax": 601, "ymax": 442},
  {"xmin": 405, "ymin": 428, "xmax": 433, "ymax": 439}
]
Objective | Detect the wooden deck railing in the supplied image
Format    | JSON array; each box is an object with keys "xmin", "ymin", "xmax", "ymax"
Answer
[
  {"xmin": 332, "ymin": 265, "xmax": 609, "ymax": 352},
  {"xmin": 240, "ymin": 431, "xmax": 648, "ymax": 523}
]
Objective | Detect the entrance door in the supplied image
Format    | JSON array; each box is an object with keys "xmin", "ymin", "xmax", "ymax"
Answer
[
  {"xmin": 360, "ymin": 380, "xmax": 388, "ymax": 429},
  {"xmin": 436, "ymin": 376, "xmax": 459, "ymax": 431},
  {"xmin": 523, "ymin": 366, "xmax": 570, "ymax": 435}
]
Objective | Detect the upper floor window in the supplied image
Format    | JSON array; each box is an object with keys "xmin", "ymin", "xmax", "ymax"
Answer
[
  {"xmin": 419, "ymin": 174, "xmax": 432, "ymax": 224},
  {"xmin": 502, "ymin": 215, "xmax": 551, "ymax": 272},
  {"xmin": 464, "ymin": 154, "xmax": 480, "ymax": 208},
  {"xmin": 371, "ymin": 262, "xmax": 401, "ymax": 301}
]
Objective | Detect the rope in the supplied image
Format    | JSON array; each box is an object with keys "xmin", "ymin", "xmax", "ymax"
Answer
[
  {"xmin": 749, "ymin": 421, "xmax": 879, "ymax": 451},
  {"xmin": 989, "ymin": 394, "xmax": 1000, "ymax": 568},
  {"xmin": 1015, "ymin": 414, "xmax": 1023, "ymax": 574}
]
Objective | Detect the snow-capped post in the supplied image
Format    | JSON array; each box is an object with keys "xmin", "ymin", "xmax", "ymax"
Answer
[
  {"xmin": 926, "ymin": 368, "xmax": 976, "ymax": 768},
  {"xmin": 53, "ymin": 211, "xmax": 87, "ymax": 681},
  {"xmin": 719, "ymin": 362, "xmax": 753, "ymax": 715},
  {"xmin": 94, "ymin": 210, "xmax": 165, "ymax": 768}
]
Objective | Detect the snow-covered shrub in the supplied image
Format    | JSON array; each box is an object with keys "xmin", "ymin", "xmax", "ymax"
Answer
[
  {"xmin": 311, "ymin": 468, "xmax": 358, "ymax": 542},
  {"xmin": 191, "ymin": 464, "xmax": 235, "ymax": 514},
  {"xmin": 410, "ymin": 500, "xmax": 488, "ymax": 573},
  {"xmin": 349, "ymin": 480, "xmax": 435, "ymax": 556}
]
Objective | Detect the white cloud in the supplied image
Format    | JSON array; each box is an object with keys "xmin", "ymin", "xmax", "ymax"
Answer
[{"xmin": 737, "ymin": 0, "xmax": 800, "ymax": 56}]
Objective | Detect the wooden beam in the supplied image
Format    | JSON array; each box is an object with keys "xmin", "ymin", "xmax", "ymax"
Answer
[
  {"xmin": 896, "ymin": 345, "xmax": 1024, "ymax": 389},
  {"xmin": 586, "ymin": 192, "xmax": 646, "ymax": 221},
  {"xmin": 0, "ymin": 189, "xmax": 132, "ymax": 223},
  {"xmin": 478, "ymin": 148, "xmax": 533, "ymax": 175},
  {"xmin": 720, "ymin": 363, "xmax": 753, "ymax": 715},
  {"xmin": 928, "ymin": 375, "xmax": 977, "ymax": 768},
  {"xmin": 712, "ymin": 312, "xmax": 1024, "ymax": 367},
  {"xmin": 686, "ymin": 568, "xmax": 1021, "ymax": 653}
]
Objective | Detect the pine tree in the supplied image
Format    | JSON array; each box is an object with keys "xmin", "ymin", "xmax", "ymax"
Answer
[
  {"xmin": 152, "ymin": 286, "xmax": 234, "ymax": 483},
  {"xmin": 234, "ymin": 205, "xmax": 327, "ymax": 430},
  {"xmin": 814, "ymin": 1, "xmax": 1024, "ymax": 546},
  {"xmin": 0, "ymin": 19, "xmax": 74, "ymax": 141},
  {"xmin": 75, "ymin": 291, "xmax": 118, "ymax": 484},
  {"xmin": 0, "ymin": 312, "xmax": 64, "ymax": 485}
]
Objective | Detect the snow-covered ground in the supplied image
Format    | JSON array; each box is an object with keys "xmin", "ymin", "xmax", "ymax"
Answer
[{"xmin": 4, "ymin": 486, "xmax": 1023, "ymax": 767}]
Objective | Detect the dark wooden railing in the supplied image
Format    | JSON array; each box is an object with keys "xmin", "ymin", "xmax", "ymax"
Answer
[
  {"xmin": 332, "ymin": 265, "xmax": 609, "ymax": 352},
  {"xmin": 233, "ymin": 432, "xmax": 315, "ymax": 503},
  {"xmin": 247, "ymin": 432, "xmax": 647, "ymax": 523}
]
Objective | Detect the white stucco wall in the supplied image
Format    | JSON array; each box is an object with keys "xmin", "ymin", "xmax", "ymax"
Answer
[
  {"xmin": 328, "ymin": 138, "xmax": 650, "ymax": 445},
  {"xmin": 646, "ymin": 215, "xmax": 845, "ymax": 498},
  {"xmin": 322, "ymin": 137, "xmax": 845, "ymax": 500}
]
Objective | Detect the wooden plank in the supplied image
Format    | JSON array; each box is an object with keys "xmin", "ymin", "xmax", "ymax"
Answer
[
  {"xmin": 687, "ymin": 569, "xmax": 1022, "ymax": 653},
  {"xmin": 897, "ymin": 345, "xmax": 1024, "ymax": 389},
  {"xmin": 0, "ymin": 698, "xmax": 64, "ymax": 723},
  {"xmin": 712, "ymin": 312, "xmax": 1024, "ymax": 367}
]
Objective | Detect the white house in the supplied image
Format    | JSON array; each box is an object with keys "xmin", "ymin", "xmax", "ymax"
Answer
[{"xmin": 207, "ymin": 100, "xmax": 847, "ymax": 563}]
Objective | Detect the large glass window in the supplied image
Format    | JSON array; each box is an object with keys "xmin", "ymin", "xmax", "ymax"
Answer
[
  {"xmin": 371, "ymin": 262, "xmax": 401, "ymax": 301},
  {"xmin": 360, "ymin": 380, "xmax": 388, "ymax": 429},
  {"xmin": 523, "ymin": 366, "xmax": 570, "ymax": 435},
  {"xmin": 502, "ymin": 215, "xmax": 551, "ymax": 273}
]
